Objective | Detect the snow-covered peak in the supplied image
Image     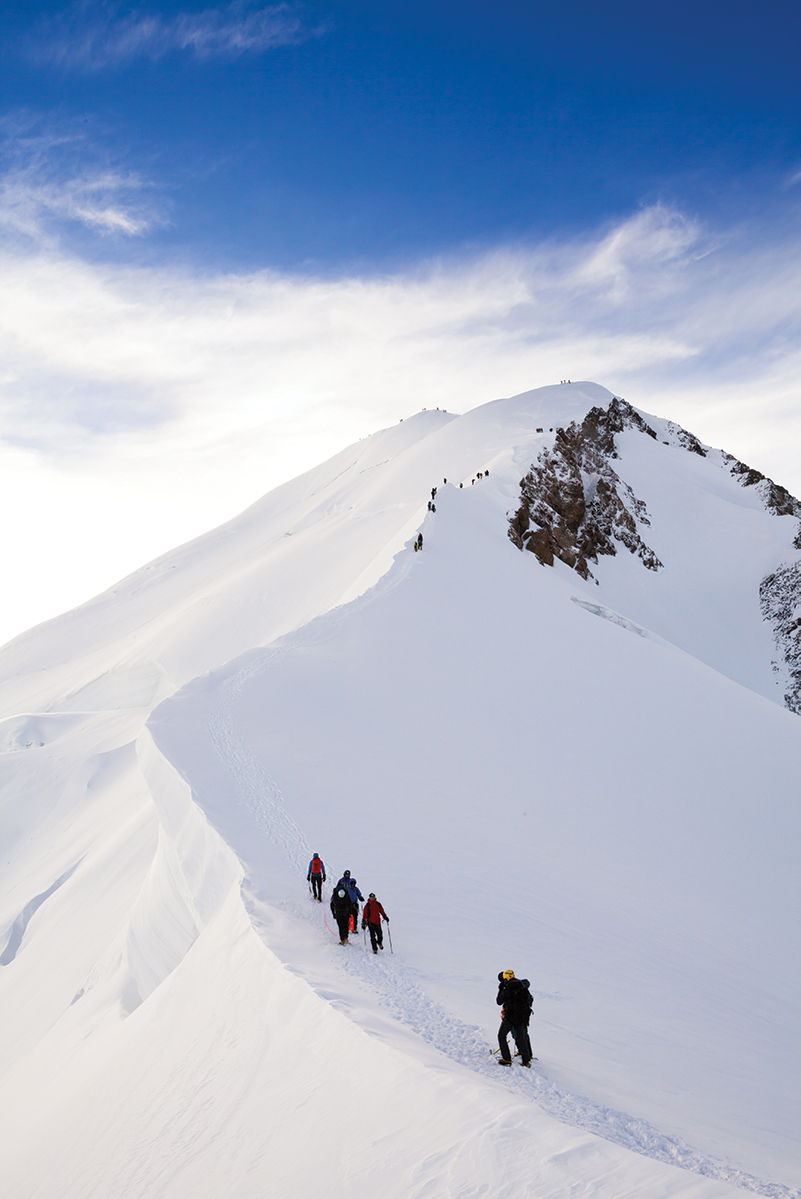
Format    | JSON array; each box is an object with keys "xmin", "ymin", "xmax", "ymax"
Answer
[{"xmin": 0, "ymin": 382, "xmax": 799, "ymax": 1197}]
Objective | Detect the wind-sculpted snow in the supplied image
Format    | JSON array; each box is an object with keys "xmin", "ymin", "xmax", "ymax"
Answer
[{"xmin": 0, "ymin": 862, "xmax": 81, "ymax": 966}]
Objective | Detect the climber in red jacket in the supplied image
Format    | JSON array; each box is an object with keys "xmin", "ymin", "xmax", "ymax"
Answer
[{"xmin": 361, "ymin": 893, "xmax": 389, "ymax": 953}]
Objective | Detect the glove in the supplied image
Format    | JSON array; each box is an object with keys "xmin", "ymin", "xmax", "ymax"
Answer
[
  {"xmin": 322, "ymin": 876, "xmax": 326, "ymax": 882},
  {"xmin": 306, "ymin": 876, "xmax": 310, "ymax": 882},
  {"xmin": 385, "ymin": 916, "xmax": 390, "ymax": 922}
]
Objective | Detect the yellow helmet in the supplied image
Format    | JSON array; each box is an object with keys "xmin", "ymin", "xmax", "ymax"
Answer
[{"xmin": 502, "ymin": 969, "xmax": 515, "ymax": 980}]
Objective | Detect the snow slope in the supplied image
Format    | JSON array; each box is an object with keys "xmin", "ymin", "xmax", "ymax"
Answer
[{"xmin": 0, "ymin": 382, "xmax": 798, "ymax": 1197}]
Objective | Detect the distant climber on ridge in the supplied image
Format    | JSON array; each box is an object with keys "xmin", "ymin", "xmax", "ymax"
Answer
[
  {"xmin": 496, "ymin": 969, "xmax": 534, "ymax": 1067},
  {"xmin": 361, "ymin": 893, "xmax": 389, "ymax": 953},
  {"xmin": 307, "ymin": 853, "xmax": 326, "ymax": 901}
]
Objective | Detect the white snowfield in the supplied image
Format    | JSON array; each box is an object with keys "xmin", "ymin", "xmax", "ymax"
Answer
[{"xmin": 0, "ymin": 382, "xmax": 798, "ymax": 1198}]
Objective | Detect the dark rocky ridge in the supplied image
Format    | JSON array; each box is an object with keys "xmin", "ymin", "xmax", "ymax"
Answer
[
  {"xmin": 508, "ymin": 398, "xmax": 662, "ymax": 580},
  {"xmin": 760, "ymin": 562, "xmax": 801, "ymax": 714},
  {"xmin": 722, "ymin": 453, "xmax": 801, "ymax": 522}
]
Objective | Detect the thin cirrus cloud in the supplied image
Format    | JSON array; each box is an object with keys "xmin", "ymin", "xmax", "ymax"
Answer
[
  {"xmin": 0, "ymin": 117, "xmax": 163, "ymax": 240},
  {"xmin": 0, "ymin": 164, "xmax": 157, "ymax": 237},
  {"xmin": 29, "ymin": 1, "xmax": 322, "ymax": 70}
]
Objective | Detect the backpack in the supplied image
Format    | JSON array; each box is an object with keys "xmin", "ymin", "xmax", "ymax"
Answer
[
  {"xmin": 310, "ymin": 855, "xmax": 323, "ymax": 874},
  {"xmin": 332, "ymin": 887, "xmax": 350, "ymax": 911},
  {"xmin": 505, "ymin": 979, "xmax": 533, "ymax": 1021}
]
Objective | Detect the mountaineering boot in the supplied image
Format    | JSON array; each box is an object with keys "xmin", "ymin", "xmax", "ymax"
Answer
[
  {"xmin": 372, "ymin": 948, "xmax": 378, "ymax": 954},
  {"xmin": 520, "ymin": 1061, "xmax": 531, "ymax": 1068},
  {"xmin": 498, "ymin": 1058, "xmax": 512, "ymax": 1067}
]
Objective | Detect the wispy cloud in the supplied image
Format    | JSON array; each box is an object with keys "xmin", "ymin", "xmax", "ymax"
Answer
[
  {"xmin": 1, "ymin": 201, "xmax": 801, "ymax": 645},
  {"xmin": 0, "ymin": 116, "xmax": 163, "ymax": 241},
  {"xmin": 31, "ymin": 1, "xmax": 324, "ymax": 71}
]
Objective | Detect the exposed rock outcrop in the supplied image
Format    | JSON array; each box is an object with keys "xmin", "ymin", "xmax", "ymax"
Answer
[
  {"xmin": 722, "ymin": 453, "xmax": 801, "ymax": 520},
  {"xmin": 508, "ymin": 398, "xmax": 662, "ymax": 580},
  {"xmin": 658, "ymin": 419, "xmax": 709, "ymax": 457},
  {"xmin": 760, "ymin": 561, "xmax": 801, "ymax": 714}
]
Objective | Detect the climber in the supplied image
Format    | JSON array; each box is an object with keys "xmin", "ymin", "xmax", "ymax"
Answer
[
  {"xmin": 307, "ymin": 853, "xmax": 326, "ymax": 901},
  {"xmin": 361, "ymin": 893, "xmax": 389, "ymax": 953},
  {"xmin": 495, "ymin": 970, "xmax": 534, "ymax": 1067},
  {"xmin": 336, "ymin": 870, "xmax": 364, "ymax": 931},
  {"xmin": 330, "ymin": 885, "xmax": 353, "ymax": 945}
]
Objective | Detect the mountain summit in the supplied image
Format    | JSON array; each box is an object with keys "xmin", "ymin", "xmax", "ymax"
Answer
[{"xmin": 0, "ymin": 383, "xmax": 798, "ymax": 1198}]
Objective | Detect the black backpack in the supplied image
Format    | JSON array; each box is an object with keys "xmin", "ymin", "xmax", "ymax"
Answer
[{"xmin": 508, "ymin": 979, "xmax": 533, "ymax": 1021}]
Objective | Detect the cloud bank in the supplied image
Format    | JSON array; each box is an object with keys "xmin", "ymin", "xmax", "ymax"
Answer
[
  {"xmin": 1, "ymin": 198, "xmax": 801, "ymax": 646},
  {"xmin": 31, "ymin": 1, "xmax": 320, "ymax": 70}
]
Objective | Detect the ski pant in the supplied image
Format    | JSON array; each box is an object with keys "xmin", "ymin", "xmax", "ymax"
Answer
[
  {"xmin": 498, "ymin": 1015, "xmax": 532, "ymax": 1064},
  {"xmin": 310, "ymin": 874, "xmax": 323, "ymax": 900},
  {"xmin": 365, "ymin": 920, "xmax": 383, "ymax": 951},
  {"xmin": 334, "ymin": 911, "xmax": 351, "ymax": 941}
]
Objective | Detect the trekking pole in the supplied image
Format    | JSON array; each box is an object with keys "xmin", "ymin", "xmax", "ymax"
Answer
[{"xmin": 386, "ymin": 922, "xmax": 393, "ymax": 954}]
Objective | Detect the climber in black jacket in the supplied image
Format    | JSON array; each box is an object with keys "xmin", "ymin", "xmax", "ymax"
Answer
[{"xmin": 496, "ymin": 969, "xmax": 533, "ymax": 1067}]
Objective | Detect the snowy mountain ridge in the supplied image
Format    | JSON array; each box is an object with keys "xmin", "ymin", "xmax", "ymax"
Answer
[{"xmin": 0, "ymin": 381, "xmax": 798, "ymax": 1198}]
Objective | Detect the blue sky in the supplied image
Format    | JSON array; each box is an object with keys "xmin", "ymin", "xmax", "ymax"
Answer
[
  {"xmin": 1, "ymin": 1, "xmax": 801, "ymax": 643},
  {"xmin": 2, "ymin": 0, "xmax": 800, "ymax": 270}
]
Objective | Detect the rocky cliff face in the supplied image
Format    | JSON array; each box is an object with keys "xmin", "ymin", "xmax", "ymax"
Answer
[
  {"xmin": 760, "ymin": 562, "xmax": 801, "ymax": 714},
  {"xmin": 723, "ymin": 455, "xmax": 801, "ymax": 522},
  {"xmin": 725, "ymin": 442, "xmax": 801, "ymax": 714},
  {"xmin": 508, "ymin": 398, "xmax": 662, "ymax": 580}
]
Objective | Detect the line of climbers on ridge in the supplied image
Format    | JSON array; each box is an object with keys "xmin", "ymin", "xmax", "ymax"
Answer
[
  {"xmin": 307, "ymin": 856, "xmax": 390, "ymax": 954},
  {"xmin": 415, "ymin": 471, "xmax": 492, "ymax": 551},
  {"xmin": 307, "ymin": 855, "xmax": 534, "ymax": 1067}
]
